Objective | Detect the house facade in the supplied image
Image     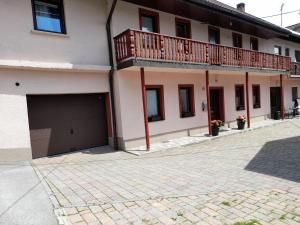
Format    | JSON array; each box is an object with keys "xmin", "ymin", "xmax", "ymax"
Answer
[{"xmin": 0, "ymin": 0, "xmax": 300, "ymax": 160}]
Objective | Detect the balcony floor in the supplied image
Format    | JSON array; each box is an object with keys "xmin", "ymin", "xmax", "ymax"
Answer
[{"xmin": 118, "ymin": 58, "xmax": 289, "ymax": 75}]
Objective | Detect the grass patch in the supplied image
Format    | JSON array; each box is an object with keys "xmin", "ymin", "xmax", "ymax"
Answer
[
  {"xmin": 177, "ymin": 212, "xmax": 183, "ymax": 217},
  {"xmin": 222, "ymin": 201, "xmax": 231, "ymax": 207},
  {"xmin": 279, "ymin": 214, "xmax": 286, "ymax": 220},
  {"xmin": 230, "ymin": 219, "xmax": 262, "ymax": 225},
  {"xmin": 142, "ymin": 219, "xmax": 153, "ymax": 225}
]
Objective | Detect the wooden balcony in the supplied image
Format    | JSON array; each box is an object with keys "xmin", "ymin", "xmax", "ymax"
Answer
[
  {"xmin": 114, "ymin": 29, "xmax": 291, "ymax": 72},
  {"xmin": 291, "ymin": 62, "xmax": 300, "ymax": 75}
]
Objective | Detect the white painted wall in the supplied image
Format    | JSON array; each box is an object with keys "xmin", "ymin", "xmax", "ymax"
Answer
[
  {"xmin": 112, "ymin": 1, "xmax": 300, "ymax": 62},
  {"xmin": 0, "ymin": 0, "xmax": 109, "ymax": 65},
  {"xmin": 0, "ymin": 69, "xmax": 109, "ymax": 156}
]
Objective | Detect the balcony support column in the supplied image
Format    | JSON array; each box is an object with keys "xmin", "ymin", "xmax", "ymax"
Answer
[
  {"xmin": 280, "ymin": 74, "xmax": 284, "ymax": 120},
  {"xmin": 140, "ymin": 67, "xmax": 150, "ymax": 150},
  {"xmin": 206, "ymin": 70, "xmax": 212, "ymax": 135},
  {"xmin": 246, "ymin": 72, "xmax": 250, "ymax": 128}
]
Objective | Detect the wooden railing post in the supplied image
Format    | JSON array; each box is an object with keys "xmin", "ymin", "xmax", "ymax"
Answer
[
  {"xmin": 160, "ymin": 35, "xmax": 165, "ymax": 60},
  {"xmin": 223, "ymin": 47, "xmax": 227, "ymax": 65},
  {"xmin": 206, "ymin": 44, "xmax": 209, "ymax": 64},
  {"xmin": 129, "ymin": 30, "xmax": 135, "ymax": 58},
  {"xmin": 185, "ymin": 39, "xmax": 189, "ymax": 61}
]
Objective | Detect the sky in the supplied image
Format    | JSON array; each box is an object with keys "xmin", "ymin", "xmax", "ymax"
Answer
[{"xmin": 219, "ymin": 0, "xmax": 300, "ymax": 28}]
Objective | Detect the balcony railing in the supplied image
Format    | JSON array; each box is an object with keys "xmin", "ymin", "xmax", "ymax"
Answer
[
  {"xmin": 114, "ymin": 29, "xmax": 291, "ymax": 71},
  {"xmin": 291, "ymin": 62, "xmax": 300, "ymax": 75}
]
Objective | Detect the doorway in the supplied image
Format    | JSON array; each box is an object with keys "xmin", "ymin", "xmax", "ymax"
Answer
[
  {"xmin": 210, "ymin": 87, "xmax": 225, "ymax": 122},
  {"xmin": 270, "ymin": 87, "xmax": 281, "ymax": 119}
]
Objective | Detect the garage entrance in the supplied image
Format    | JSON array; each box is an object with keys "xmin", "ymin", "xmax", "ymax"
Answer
[{"xmin": 27, "ymin": 94, "xmax": 110, "ymax": 159}]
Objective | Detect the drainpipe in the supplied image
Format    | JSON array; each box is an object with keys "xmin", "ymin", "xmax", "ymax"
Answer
[{"xmin": 106, "ymin": 0, "xmax": 118, "ymax": 149}]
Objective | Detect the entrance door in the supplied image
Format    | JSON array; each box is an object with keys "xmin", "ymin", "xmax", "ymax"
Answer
[
  {"xmin": 210, "ymin": 87, "xmax": 225, "ymax": 121},
  {"xmin": 270, "ymin": 87, "xmax": 281, "ymax": 119},
  {"xmin": 27, "ymin": 94, "xmax": 109, "ymax": 158}
]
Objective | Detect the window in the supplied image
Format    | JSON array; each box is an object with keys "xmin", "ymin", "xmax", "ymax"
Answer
[
  {"xmin": 232, "ymin": 33, "xmax": 242, "ymax": 48},
  {"xmin": 32, "ymin": 0, "xmax": 66, "ymax": 34},
  {"xmin": 250, "ymin": 37, "xmax": 259, "ymax": 51},
  {"xmin": 146, "ymin": 85, "xmax": 164, "ymax": 122},
  {"xmin": 292, "ymin": 87, "xmax": 298, "ymax": 101},
  {"xmin": 274, "ymin": 46, "xmax": 282, "ymax": 55},
  {"xmin": 208, "ymin": 26, "xmax": 220, "ymax": 44},
  {"xmin": 175, "ymin": 18, "xmax": 191, "ymax": 39},
  {"xmin": 235, "ymin": 85, "xmax": 245, "ymax": 111},
  {"xmin": 139, "ymin": 9, "xmax": 159, "ymax": 33},
  {"xmin": 295, "ymin": 50, "xmax": 300, "ymax": 62},
  {"xmin": 178, "ymin": 85, "xmax": 195, "ymax": 118},
  {"xmin": 285, "ymin": 48, "xmax": 290, "ymax": 57},
  {"xmin": 252, "ymin": 85, "xmax": 261, "ymax": 109}
]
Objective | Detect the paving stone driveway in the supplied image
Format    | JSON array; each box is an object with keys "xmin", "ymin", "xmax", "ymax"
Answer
[{"xmin": 33, "ymin": 120, "xmax": 300, "ymax": 225}]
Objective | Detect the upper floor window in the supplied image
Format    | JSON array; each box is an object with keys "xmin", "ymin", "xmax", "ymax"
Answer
[
  {"xmin": 208, "ymin": 26, "xmax": 220, "ymax": 44},
  {"xmin": 295, "ymin": 50, "xmax": 300, "ymax": 62},
  {"xmin": 274, "ymin": 46, "xmax": 282, "ymax": 55},
  {"xmin": 285, "ymin": 48, "xmax": 290, "ymax": 57},
  {"xmin": 178, "ymin": 85, "xmax": 195, "ymax": 118},
  {"xmin": 32, "ymin": 0, "xmax": 66, "ymax": 34},
  {"xmin": 235, "ymin": 85, "xmax": 245, "ymax": 111},
  {"xmin": 250, "ymin": 37, "xmax": 259, "ymax": 51},
  {"xmin": 139, "ymin": 9, "xmax": 159, "ymax": 33},
  {"xmin": 232, "ymin": 33, "xmax": 242, "ymax": 48},
  {"xmin": 146, "ymin": 85, "xmax": 165, "ymax": 122},
  {"xmin": 175, "ymin": 18, "xmax": 191, "ymax": 39}
]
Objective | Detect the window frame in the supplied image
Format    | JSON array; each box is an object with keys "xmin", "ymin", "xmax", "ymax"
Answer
[
  {"xmin": 208, "ymin": 26, "xmax": 220, "ymax": 44},
  {"xmin": 292, "ymin": 87, "xmax": 298, "ymax": 101},
  {"xmin": 295, "ymin": 50, "xmax": 300, "ymax": 62},
  {"xmin": 178, "ymin": 84, "xmax": 195, "ymax": 118},
  {"xmin": 31, "ymin": 0, "xmax": 67, "ymax": 34},
  {"xmin": 274, "ymin": 45, "xmax": 282, "ymax": 55},
  {"xmin": 175, "ymin": 17, "xmax": 192, "ymax": 39},
  {"xmin": 232, "ymin": 32, "xmax": 243, "ymax": 48},
  {"xmin": 146, "ymin": 85, "xmax": 165, "ymax": 122},
  {"xmin": 139, "ymin": 8, "xmax": 160, "ymax": 33},
  {"xmin": 252, "ymin": 85, "xmax": 261, "ymax": 109},
  {"xmin": 235, "ymin": 84, "xmax": 245, "ymax": 111},
  {"xmin": 285, "ymin": 48, "xmax": 290, "ymax": 57},
  {"xmin": 250, "ymin": 37, "xmax": 259, "ymax": 51}
]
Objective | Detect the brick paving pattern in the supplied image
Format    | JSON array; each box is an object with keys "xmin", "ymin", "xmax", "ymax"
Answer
[{"xmin": 33, "ymin": 120, "xmax": 300, "ymax": 225}]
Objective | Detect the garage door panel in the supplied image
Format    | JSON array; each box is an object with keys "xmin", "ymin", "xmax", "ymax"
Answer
[{"xmin": 27, "ymin": 94, "xmax": 109, "ymax": 158}]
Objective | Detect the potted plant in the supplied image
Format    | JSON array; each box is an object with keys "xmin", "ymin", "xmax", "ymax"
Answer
[
  {"xmin": 211, "ymin": 120, "xmax": 223, "ymax": 136},
  {"xmin": 236, "ymin": 115, "xmax": 247, "ymax": 130}
]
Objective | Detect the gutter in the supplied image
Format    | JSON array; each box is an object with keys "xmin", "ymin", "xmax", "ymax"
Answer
[{"xmin": 106, "ymin": 0, "xmax": 119, "ymax": 150}]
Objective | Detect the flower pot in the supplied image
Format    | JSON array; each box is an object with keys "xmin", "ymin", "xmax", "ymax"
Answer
[
  {"xmin": 237, "ymin": 121, "xmax": 245, "ymax": 130},
  {"xmin": 212, "ymin": 126, "xmax": 220, "ymax": 136}
]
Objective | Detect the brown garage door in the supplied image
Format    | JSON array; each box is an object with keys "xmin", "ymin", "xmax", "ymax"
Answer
[{"xmin": 27, "ymin": 94, "xmax": 109, "ymax": 159}]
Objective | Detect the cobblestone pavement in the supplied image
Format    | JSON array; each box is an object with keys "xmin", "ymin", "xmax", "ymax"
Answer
[{"xmin": 33, "ymin": 120, "xmax": 300, "ymax": 225}]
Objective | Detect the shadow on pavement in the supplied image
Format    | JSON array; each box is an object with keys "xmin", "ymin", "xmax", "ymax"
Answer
[{"xmin": 245, "ymin": 136, "xmax": 300, "ymax": 183}]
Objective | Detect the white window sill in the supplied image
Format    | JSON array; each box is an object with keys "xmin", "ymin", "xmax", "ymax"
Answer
[{"xmin": 31, "ymin": 30, "xmax": 70, "ymax": 38}]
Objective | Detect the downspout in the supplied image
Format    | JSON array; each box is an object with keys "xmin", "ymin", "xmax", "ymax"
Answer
[{"xmin": 106, "ymin": 0, "xmax": 118, "ymax": 149}]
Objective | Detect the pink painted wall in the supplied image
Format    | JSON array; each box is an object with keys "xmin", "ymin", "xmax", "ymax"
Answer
[{"xmin": 114, "ymin": 69, "xmax": 281, "ymax": 142}]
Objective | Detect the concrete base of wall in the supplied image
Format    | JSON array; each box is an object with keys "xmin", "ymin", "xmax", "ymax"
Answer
[
  {"xmin": 120, "ymin": 115, "xmax": 270, "ymax": 150},
  {"xmin": 227, "ymin": 115, "xmax": 270, "ymax": 128},
  {"xmin": 119, "ymin": 126, "xmax": 214, "ymax": 150},
  {"xmin": 0, "ymin": 148, "xmax": 32, "ymax": 162}
]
